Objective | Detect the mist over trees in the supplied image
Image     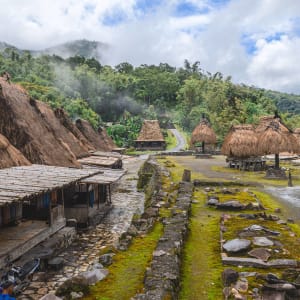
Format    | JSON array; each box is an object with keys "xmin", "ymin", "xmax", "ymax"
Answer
[{"xmin": 1, "ymin": 46, "xmax": 300, "ymax": 147}]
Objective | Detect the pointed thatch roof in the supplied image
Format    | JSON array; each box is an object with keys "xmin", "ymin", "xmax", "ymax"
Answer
[
  {"xmin": 221, "ymin": 124, "xmax": 259, "ymax": 158},
  {"xmin": 0, "ymin": 133, "xmax": 31, "ymax": 169},
  {"xmin": 36, "ymin": 104, "xmax": 94, "ymax": 158},
  {"xmin": 75, "ymin": 119, "xmax": 116, "ymax": 151},
  {"xmin": 190, "ymin": 119, "xmax": 217, "ymax": 145},
  {"xmin": 256, "ymin": 116, "xmax": 298, "ymax": 155},
  {"xmin": 136, "ymin": 120, "xmax": 165, "ymax": 142},
  {"xmin": 0, "ymin": 77, "xmax": 80, "ymax": 167}
]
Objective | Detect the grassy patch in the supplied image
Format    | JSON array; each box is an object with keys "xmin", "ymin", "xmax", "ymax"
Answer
[
  {"xmin": 165, "ymin": 129, "xmax": 178, "ymax": 150},
  {"xmin": 179, "ymin": 190, "xmax": 223, "ymax": 300},
  {"xmin": 85, "ymin": 223, "xmax": 163, "ymax": 300}
]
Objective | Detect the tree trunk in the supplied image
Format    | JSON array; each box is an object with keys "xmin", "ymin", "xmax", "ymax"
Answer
[
  {"xmin": 275, "ymin": 154, "xmax": 280, "ymax": 169},
  {"xmin": 202, "ymin": 141, "xmax": 205, "ymax": 154}
]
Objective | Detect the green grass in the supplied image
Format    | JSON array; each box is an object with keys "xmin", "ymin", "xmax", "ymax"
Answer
[
  {"xmin": 179, "ymin": 190, "xmax": 223, "ymax": 300},
  {"xmin": 165, "ymin": 129, "xmax": 178, "ymax": 150},
  {"xmin": 85, "ymin": 223, "xmax": 163, "ymax": 300}
]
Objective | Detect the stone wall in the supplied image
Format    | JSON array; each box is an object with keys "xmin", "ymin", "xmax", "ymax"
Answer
[{"xmin": 134, "ymin": 181, "xmax": 193, "ymax": 300}]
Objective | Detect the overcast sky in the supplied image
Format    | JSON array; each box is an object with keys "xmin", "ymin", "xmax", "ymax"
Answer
[{"xmin": 1, "ymin": 0, "xmax": 300, "ymax": 94}]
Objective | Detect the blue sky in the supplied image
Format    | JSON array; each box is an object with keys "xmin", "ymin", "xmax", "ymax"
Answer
[{"xmin": 1, "ymin": 0, "xmax": 300, "ymax": 93}]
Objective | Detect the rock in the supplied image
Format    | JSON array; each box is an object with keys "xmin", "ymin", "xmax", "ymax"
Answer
[
  {"xmin": 274, "ymin": 208, "xmax": 281, "ymax": 213},
  {"xmin": 277, "ymin": 220, "xmax": 287, "ymax": 225},
  {"xmin": 222, "ymin": 269, "xmax": 239, "ymax": 286},
  {"xmin": 223, "ymin": 286, "xmax": 231, "ymax": 299},
  {"xmin": 39, "ymin": 294, "xmax": 62, "ymax": 300},
  {"xmin": 204, "ymin": 187, "xmax": 213, "ymax": 192},
  {"xmin": 265, "ymin": 273, "xmax": 285, "ymax": 284},
  {"xmin": 153, "ymin": 250, "xmax": 167, "ymax": 257},
  {"xmin": 231, "ymin": 288, "xmax": 245, "ymax": 299},
  {"xmin": 238, "ymin": 213, "xmax": 256, "ymax": 219},
  {"xmin": 223, "ymin": 239, "xmax": 251, "ymax": 253},
  {"xmin": 263, "ymin": 283, "xmax": 296, "ymax": 291},
  {"xmin": 127, "ymin": 225, "xmax": 138, "ymax": 236},
  {"xmin": 99, "ymin": 253, "xmax": 114, "ymax": 267},
  {"xmin": 253, "ymin": 237, "xmax": 274, "ymax": 247},
  {"xmin": 70, "ymin": 292, "xmax": 83, "ymax": 299},
  {"xmin": 287, "ymin": 218, "xmax": 295, "ymax": 223},
  {"xmin": 239, "ymin": 272, "xmax": 257, "ymax": 278},
  {"xmin": 48, "ymin": 257, "xmax": 64, "ymax": 270},
  {"xmin": 207, "ymin": 198, "xmax": 219, "ymax": 206},
  {"xmin": 81, "ymin": 269, "xmax": 109, "ymax": 285},
  {"xmin": 182, "ymin": 169, "xmax": 191, "ymax": 182},
  {"xmin": 248, "ymin": 248, "xmax": 271, "ymax": 261},
  {"xmin": 234, "ymin": 278, "xmax": 248, "ymax": 293},
  {"xmin": 217, "ymin": 201, "xmax": 245, "ymax": 210},
  {"xmin": 55, "ymin": 276, "xmax": 89, "ymax": 298}
]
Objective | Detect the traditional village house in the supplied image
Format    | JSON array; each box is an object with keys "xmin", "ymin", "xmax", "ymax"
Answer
[
  {"xmin": 0, "ymin": 164, "xmax": 103, "ymax": 268},
  {"xmin": 255, "ymin": 115, "xmax": 298, "ymax": 170},
  {"xmin": 190, "ymin": 118, "xmax": 217, "ymax": 154},
  {"xmin": 135, "ymin": 120, "xmax": 166, "ymax": 151},
  {"xmin": 221, "ymin": 124, "xmax": 263, "ymax": 171}
]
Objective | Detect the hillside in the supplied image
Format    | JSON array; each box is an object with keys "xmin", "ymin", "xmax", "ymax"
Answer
[
  {"xmin": 35, "ymin": 39, "xmax": 109, "ymax": 61},
  {"xmin": 1, "ymin": 41, "xmax": 300, "ymax": 147}
]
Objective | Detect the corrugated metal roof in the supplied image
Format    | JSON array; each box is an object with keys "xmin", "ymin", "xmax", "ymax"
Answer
[{"xmin": 0, "ymin": 164, "xmax": 103, "ymax": 206}]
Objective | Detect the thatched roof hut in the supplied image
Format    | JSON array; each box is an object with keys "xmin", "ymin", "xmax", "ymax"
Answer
[
  {"xmin": 75, "ymin": 119, "xmax": 116, "ymax": 151},
  {"xmin": 135, "ymin": 120, "xmax": 166, "ymax": 150},
  {"xmin": 256, "ymin": 117, "xmax": 298, "ymax": 155},
  {"xmin": 0, "ymin": 134, "xmax": 31, "ymax": 168},
  {"xmin": 255, "ymin": 116, "xmax": 298, "ymax": 169},
  {"xmin": 221, "ymin": 125, "xmax": 258, "ymax": 158},
  {"xmin": 0, "ymin": 77, "xmax": 80, "ymax": 167},
  {"xmin": 190, "ymin": 119, "xmax": 216, "ymax": 151}
]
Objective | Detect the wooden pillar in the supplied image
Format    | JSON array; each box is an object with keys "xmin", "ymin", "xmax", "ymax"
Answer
[{"xmin": 275, "ymin": 154, "xmax": 280, "ymax": 169}]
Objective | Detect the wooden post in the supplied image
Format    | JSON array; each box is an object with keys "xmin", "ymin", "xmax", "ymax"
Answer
[
  {"xmin": 275, "ymin": 153, "xmax": 280, "ymax": 169},
  {"xmin": 288, "ymin": 170, "xmax": 293, "ymax": 187},
  {"xmin": 182, "ymin": 169, "xmax": 191, "ymax": 182}
]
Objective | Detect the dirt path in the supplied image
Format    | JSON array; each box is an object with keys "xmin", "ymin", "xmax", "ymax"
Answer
[{"xmin": 168, "ymin": 129, "xmax": 186, "ymax": 152}]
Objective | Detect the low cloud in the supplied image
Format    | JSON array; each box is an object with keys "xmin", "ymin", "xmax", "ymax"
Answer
[{"xmin": 1, "ymin": 0, "xmax": 300, "ymax": 93}]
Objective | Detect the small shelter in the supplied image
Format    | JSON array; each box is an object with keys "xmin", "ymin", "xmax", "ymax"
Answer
[
  {"xmin": 135, "ymin": 120, "xmax": 166, "ymax": 151},
  {"xmin": 190, "ymin": 118, "xmax": 217, "ymax": 153},
  {"xmin": 255, "ymin": 116, "xmax": 298, "ymax": 170},
  {"xmin": 221, "ymin": 125, "xmax": 265, "ymax": 171}
]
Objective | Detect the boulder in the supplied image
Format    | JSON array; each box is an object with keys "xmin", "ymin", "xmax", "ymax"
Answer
[
  {"xmin": 207, "ymin": 198, "xmax": 219, "ymax": 206},
  {"xmin": 248, "ymin": 248, "xmax": 271, "ymax": 261},
  {"xmin": 222, "ymin": 268, "xmax": 239, "ymax": 286},
  {"xmin": 217, "ymin": 201, "xmax": 245, "ymax": 210},
  {"xmin": 99, "ymin": 253, "xmax": 114, "ymax": 267},
  {"xmin": 81, "ymin": 269, "xmax": 109, "ymax": 285},
  {"xmin": 253, "ymin": 237, "xmax": 274, "ymax": 247},
  {"xmin": 223, "ymin": 239, "xmax": 251, "ymax": 253}
]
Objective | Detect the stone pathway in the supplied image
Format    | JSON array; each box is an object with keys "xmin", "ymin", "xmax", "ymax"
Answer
[{"xmin": 18, "ymin": 156, "xmax": 147, "ymax": 300}]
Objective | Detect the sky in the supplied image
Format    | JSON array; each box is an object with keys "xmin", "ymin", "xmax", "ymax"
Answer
[{"xmin": 1, "ymin": 0, "xmax": 300, "ymax": 94}]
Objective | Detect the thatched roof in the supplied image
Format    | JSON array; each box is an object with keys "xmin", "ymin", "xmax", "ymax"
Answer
[
  {"xmin": 0, "ymin": 77, "xmax": 80, "ymax": 167},
  {"xmin": 54, "ymin": 109, "xmax": 95, "ymax": 153},
  {"xmin": 36, "ymin": 104, "xmax": 93, "ymax": 158},
  {"xmin": 75, "ymin": 119, "xmax": 116, "ymax": 151},
  {"xmin": 0, "ymin": 134, "xmax": 31, "ymax": 169},
  {"xmin": 190, "ymin": 119, "xmax": 216, "ymax": 145},
  {"xmin": 221, "ymin": 125, "xmax": 259, "ymax": 158},
  {"xmin": 256, "ymin": 117, "xmax": 298, "ymax": 154},
  {"xmin": 136, "ymin": 120, "xmax": 165, "ymax": 142}
]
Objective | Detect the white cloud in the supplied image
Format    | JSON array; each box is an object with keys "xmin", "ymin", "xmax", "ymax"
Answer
[{"xmin": 0, "ymin": 0, "xmax": 300, "ymax": 93}]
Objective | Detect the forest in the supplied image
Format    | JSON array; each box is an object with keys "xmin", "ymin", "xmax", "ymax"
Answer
[{"xmin": 1, "ymin": 46, "xmax": 300, "ymax": 147}]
